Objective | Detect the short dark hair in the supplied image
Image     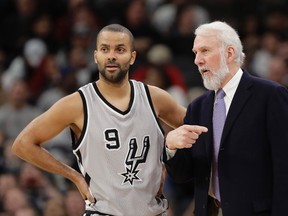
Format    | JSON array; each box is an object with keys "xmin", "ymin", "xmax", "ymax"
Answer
[{"xmin": 96, "ymin": 24, "xmax": 135, "ymax": 51}]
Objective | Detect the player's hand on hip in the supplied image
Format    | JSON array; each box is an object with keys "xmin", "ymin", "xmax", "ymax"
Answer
[
  {"xmin": 74, "ymin": 174, "xmax": 95, "ymax": 203},
  {"xmin": 166, "ymin": 125, "xmax": 208, "ymax": 150}
]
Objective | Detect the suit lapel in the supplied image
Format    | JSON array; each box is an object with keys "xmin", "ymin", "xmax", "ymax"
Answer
[
  {"xmin": 221, "ymin": 71, "xmax": 253, "ymax": 146},
  {"xmin": 202, "ymin": 91, "xmax": 215, "ymax": 158}
]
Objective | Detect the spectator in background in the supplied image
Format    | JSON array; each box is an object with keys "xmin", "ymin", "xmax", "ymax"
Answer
[
  {"xmin": 131, "ymin": 43, "xmax": 188, "ymax": 107},
  {"xmin": 55, "ymin": 4, "xmax": 101, "ymax": 88},
  {"xmin": 30, "ymin": 13, "xmax": 59, "ymax": 54},
  {"xmin": 43, "ymin": 198, "xmax": 66, "ymax": 216},
  {"xmin": 15, "ymin": 206, "xmax": 38, "ymax": 216},
  {"xmin": 277, "ymin": 41, "xmax": 288, "ymax": 65},
  {"xmin": 64, "ymin": 188, "xmax": 85, "ymax": 216},
  {"xmin": 60, "ymin": 45, "xmax": 93, "ymax": 88},
  {"xmin": 266, "ymin": 56, "xmax": 288, "ymax": 87},
  {"xmin": 1, "ymin": 38, "xmax": 48, "ymax": 100},
  {"xmin": 26, "ymin": 54, "xmax": 63, "ymax": 104},
  {"xmin": 68, "ymin": 4, "xmax": 101, "ymax": 67},
  {"xmin": 264, "ymin": 8, "xmax": 288, "ymax": 39},
  {"xmin": 0, "ymin": 80, "xmax": 41, "ymax": 140},
  {"xmin": 2, "ymin": 187, "xmax": 32, "ymax": 216},
  {"xmin": 117, "ymin": 0, "xmax": 162, "ymax": 69},
  {"xmin": 36, "ymin": 56, "xmax": 78, "ymax": 112},
  {"xmin": 1, "ymin": 139, "xmax": 23, "ymax": 173},
  {"xmin": 239, "ymin": 14, "xmax": 262, "ymax": 73},
  {"xmin": 0, "ymin": 172, "xmax": 18, "ymax": 212},
  {"xmin": 165, "ymin": 2, "xmax": 210, "ymax": 57},
  {"xmin": 250, "ymin": 31, "xmax": 281, "ymax": 78},
  {"xmin": 0, "ymin": 48, "xmax": 7, "ymax": 76},
  {"xmin": 151, "ymin": 0, "xmax": 190, "ymax": 37},
  {"xmin": 18, "ymin": 163, "xmax": 63, "ymax": 214},
  {"xmin": 0, "ymin": 0, "xmax": 39, "ymax": 65},
  {"xmin": 164, "ymin": 2, "xmax": 209, "ymax": 89}
]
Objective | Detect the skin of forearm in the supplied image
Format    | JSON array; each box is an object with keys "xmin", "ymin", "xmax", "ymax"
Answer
[{"xmin": 12, "ymin": 141, "xmax": 82, "ymax": 184}]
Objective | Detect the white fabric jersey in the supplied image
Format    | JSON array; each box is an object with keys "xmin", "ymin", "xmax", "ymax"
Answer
[{"xmin": 73, "ymin": 80, "xmax": 167, "ymax": 216}]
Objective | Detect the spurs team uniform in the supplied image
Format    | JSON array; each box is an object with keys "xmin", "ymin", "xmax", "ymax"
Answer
[{"xmin": 72, "ymin": 80, "xmax": 168, "ymax": 216}]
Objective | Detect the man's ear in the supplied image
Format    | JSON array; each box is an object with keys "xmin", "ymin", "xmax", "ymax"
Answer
[
  {"xmin": 130, "ymin": 51, "xmax": 137, "ymax": 65},
  {"xmin": 94, "ymin": 50, "xmax": 98, "ymax": 64},
  {"xmin": 227, "ymin": 46, "xmax": 235, "ymax": 63}
]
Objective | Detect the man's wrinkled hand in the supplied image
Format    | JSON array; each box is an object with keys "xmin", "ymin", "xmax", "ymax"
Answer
[{"xmin": 166, "ymin": 125, "xmax": 208, "ymax": 150}]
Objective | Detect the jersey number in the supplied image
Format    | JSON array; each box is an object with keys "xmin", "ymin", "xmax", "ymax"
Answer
[{"xmin": 105, "ymin": 129, "xmax": 120, "ymax": 149}]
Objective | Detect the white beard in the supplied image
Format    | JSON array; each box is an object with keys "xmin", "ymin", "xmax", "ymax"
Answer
[{"xmin": 200, "ymin": 53, "xmax": 229, "ymax": 90}]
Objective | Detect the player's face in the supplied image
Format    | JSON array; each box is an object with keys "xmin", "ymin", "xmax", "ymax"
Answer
[{"xmin": 94, "ymin": 31, "xmax": 136, "ymax": 84}]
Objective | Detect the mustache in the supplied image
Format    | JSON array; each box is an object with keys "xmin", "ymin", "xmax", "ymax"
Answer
[{"xmin": 105, "ymin": 60, "xmax": 119, "ymax": 66}]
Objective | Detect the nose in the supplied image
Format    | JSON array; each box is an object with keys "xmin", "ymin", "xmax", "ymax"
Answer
[
  {"xmin": 194, "ymin": 53, "xmax": 203, "ymax": 66},
  {"xmin": 107, "ymin": 50, "xmax": 116, "ymax": 61}
]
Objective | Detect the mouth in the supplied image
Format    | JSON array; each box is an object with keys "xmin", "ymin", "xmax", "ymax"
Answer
[
  {"xmin": 199, "ymin": 68, "xmax": 210, "ymax": 75},
  {"xmin": 105, "ymin": 64, "xmax": 119, "ymax": 72}
]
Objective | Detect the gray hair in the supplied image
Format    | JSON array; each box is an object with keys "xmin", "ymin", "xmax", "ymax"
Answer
[{"xmin": 195, "ymin": 21, "xmax": 245, "ymax": 66}]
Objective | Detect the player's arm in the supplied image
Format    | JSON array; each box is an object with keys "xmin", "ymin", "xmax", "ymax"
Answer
[
  {"xmin": 148, "ymin": 85, "xmax": 186, "ymax": 129},
  {"xmin": 11, "ymin": 92, "xmax": 94, "ymax": 202},
  {"xmin": 149, "ymin": 86, "xmax": 208, "ymax": 149}
]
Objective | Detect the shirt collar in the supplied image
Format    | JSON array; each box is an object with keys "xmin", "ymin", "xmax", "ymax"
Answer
[{"xmin": 221, "ymin": 68, "xmax": 243, "ymax": 101}]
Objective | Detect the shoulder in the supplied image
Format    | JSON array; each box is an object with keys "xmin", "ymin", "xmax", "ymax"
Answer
[
  {"xmin": 47, "ymin": 92, "xmax": 83, "ymax": 118},
  {"xmin": 130, "ymin": 80, "xmax": 171, "ymax": 101},
  {"xmin": 188, "ymin": 90, "xmax": 211, "ymax": 107},
  {"xmin": 242, "ymin": 70, "xmax": 282, "ymax": 90},
  {"xmin": 241, "ymin": 72, "xmax": 288, "ymax": 100},
  {"xmin": 148, "ymin": 84, "xmax": 185, "ymax": 112},
  {"xmin": 147, "ymin": 84, "xmax": 172, "ymax": 102}
]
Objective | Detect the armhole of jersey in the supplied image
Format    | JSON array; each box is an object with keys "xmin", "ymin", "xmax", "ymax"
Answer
[
  {"xmin": 143, "ymin": 84, "xmax": 165, "ymax": 135},
  {"xmin": 71, "ymin": 90, "xmax": 88, "ymax": 150}
]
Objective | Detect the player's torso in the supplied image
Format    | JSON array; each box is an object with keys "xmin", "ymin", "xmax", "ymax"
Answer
[{"xmin": 74, "ymin": 80, "xmax": 167, "ymax": 216}]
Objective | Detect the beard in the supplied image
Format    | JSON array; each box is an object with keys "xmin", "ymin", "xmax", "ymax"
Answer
[
  {"xmin": 99, "ymin": 61, "xmax": 129, "ymax": 84},
  {"xmin": 200, "ymin": 53, "xmax": 230, "ymax": 90}
]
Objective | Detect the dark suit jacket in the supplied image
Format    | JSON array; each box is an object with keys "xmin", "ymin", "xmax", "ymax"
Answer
[{"xmin": 165, "ymin": 71, "xmax": 288, "ymax": 216}]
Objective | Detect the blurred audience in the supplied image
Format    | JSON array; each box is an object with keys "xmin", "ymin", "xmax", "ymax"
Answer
[
  {"xmin": 64, "ymin": 188, "xmax": 85, "ymax": 216},
  {"xmin": 250, "ymin": 31, "xmax": 282, "ymax": 78},
  {"xmin": 1, "ymin": 38, "xmax": 48, "ymax": 100},
  {"xmin": 0, "ymin": 0, "xmax": 287, "ymax": 215},
  {"xmin": 1, "ymin": 187, "xmax": 32, "ymax": 216},
  {"xmin": 266, "ymin": 56, "xmax": 288, "ymax": 87},
  {"xmin": 0, "ymin": 80, "xmax": 41, "ymax": 140},
  {"xmin": 131, "ymin": 44, "xmax": 188, "ymax": 106}
]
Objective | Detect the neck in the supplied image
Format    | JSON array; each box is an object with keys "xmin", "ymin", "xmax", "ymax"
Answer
[
  {"xmin": 96, "ymin": 78, "xmax": 130, "ymax": 98},
  {"xmin": 221, "ymin": 65, "xmax": 240, "ymax": 89}
]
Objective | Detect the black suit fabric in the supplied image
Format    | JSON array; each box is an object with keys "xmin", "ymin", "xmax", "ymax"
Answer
[{"xmin": 165, "ymin": 71, "xmax": 288, "ymax": 216}]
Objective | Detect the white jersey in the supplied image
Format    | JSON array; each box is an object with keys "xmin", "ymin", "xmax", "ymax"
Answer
[{"xmin": 73, "ymin": 80, "xmax": 167, "ymax": 216}]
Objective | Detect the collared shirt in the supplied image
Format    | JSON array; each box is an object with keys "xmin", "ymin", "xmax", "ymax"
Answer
[
  {"xmin": 221, "ymin": 68, "xmax": 243, "ymax": 114},
  {"xmin": 209, "ymin": 68, "xmax": 243, "ymax": 200}
]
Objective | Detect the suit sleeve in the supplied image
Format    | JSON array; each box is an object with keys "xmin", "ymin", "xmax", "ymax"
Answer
[{"xmin": 164, "ymin": 104, "xmax": 195, "ymax": 183}]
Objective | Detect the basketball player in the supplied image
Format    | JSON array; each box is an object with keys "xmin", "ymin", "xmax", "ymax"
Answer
[{"xmin": 11, "ymin": 24, "xmax": 208, "ymax": 216}]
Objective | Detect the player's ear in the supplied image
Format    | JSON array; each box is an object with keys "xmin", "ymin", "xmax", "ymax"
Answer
[
  {"xmin": 130, "ymin": 51, "xmax": 136, "ymax": 65},
  {"xmin": 94, "ymin": 50, "xmax": 98, "ymax": 64}
]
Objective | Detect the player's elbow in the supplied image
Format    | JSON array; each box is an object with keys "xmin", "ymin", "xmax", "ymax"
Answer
[{"xmin": 11, "ymin": 137, "xmax": 28, "ymax": 159}]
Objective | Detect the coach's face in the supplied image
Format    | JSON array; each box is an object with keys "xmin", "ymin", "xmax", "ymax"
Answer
[
  {"xmin": 193, "ymin": 35, "xmax": 230, "ymax": 90},
  {"xmin": 94, "ymin": 31, "xmax": 136, "ymax": 84}
]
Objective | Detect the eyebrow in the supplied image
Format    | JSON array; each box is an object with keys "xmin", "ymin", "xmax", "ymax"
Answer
[{"xmin": 99, "ymin": 43, "xmax": 126, "ymax": 47}]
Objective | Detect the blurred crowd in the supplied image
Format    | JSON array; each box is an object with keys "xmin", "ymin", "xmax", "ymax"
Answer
[{"xmin": 0, "ymin": 0, "xmax": 287, "ymax": 215}]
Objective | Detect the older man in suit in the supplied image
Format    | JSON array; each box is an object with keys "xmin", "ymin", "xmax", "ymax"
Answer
[{"xmin": 164, "ymin": 21, "xmax": 288, "ymax": 216}]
